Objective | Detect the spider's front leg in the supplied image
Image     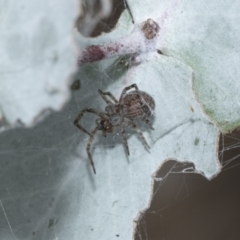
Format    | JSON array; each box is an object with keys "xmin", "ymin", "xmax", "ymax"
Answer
[
  {"xmin": 96, "ymin": 118, "xmax": 107, "ymax": 137},
  {"xmin": 98, "ymin": 89, "xmax": 118, "ymax": 104},
  {"xmin": 74, "ymin": 108, "xmax": 93, "ymax": 136},
  {"xmin": 86, "ymin": 126, "xmax": 99, "ymax": 174},
  {"xmin": 121, "ymin": 129, "xmax": 130, "ymax": 155},
  {"xmin": 74, "ymin": 108, "xmax": 108, "ymax": 136}
]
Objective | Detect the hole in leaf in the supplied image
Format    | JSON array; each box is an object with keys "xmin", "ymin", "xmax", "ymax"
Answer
[
  {"xmin": 76, "ymin": 0, "xmax": 125, "ymax": 37},
  {"xmin": 134, "ymin": 130, "xmax": 240, "ymax": 239}
]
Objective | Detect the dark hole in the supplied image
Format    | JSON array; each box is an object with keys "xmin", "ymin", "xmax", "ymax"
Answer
[
  {"xmin": 76, "ymin": 0, "xmax": 126, "ymax": 37},
  {"xmin": 134, "ymin": 130, "xmax": 240, "ymax": 240}
]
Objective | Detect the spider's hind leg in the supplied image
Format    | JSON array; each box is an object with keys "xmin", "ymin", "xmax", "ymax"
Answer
[
  {"xmin": 143, "ymin": 119, "xmax": 154, "ymax": 130},
  {"xmin": 121, "ymin": 129, "xmax": 130, "ymax": 155},
  {"xmin": 119, "ymin": 83, "xmax": 139, "ymax": 102},
  {"xmin": 128, "ymin": 120, "xmax": 150, "ymax": 150}
]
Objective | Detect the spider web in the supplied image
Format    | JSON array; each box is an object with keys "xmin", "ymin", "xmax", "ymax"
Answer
[
  {"xmin": 134, "ymin": 131, "xmax": 240, "ymax": 240},
  {"xmin": 1, "ymin": 76, "xmax": 239, "ymax": 240},
  {"xmin": 0, "ymin": 1, "xmax": 239, "ymax": 240}
]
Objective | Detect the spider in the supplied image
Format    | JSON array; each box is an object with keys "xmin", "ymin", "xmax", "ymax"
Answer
[{"xmin": 74, "ymin": 84, "xmax": 155, "ymax": 174}]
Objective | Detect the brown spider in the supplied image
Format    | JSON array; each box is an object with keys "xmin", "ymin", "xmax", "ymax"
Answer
[{"xmin": 74, "ymin": 84, "xmax": 155, "ymax": 174}]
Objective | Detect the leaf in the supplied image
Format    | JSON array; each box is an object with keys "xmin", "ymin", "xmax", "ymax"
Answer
[
  {"xmin": 159, "ymin": 0, "xmax": 240, "ymax": 133},
  {"xmin": 72, "ymin": 53, "xmax": 220, "ymax": 240},
  {"xmin": 0, "ymin": 0, "xmax": 79, "ymax": 127},
  {"xmin": 72, "ymin": 0, "xmax": 238, "ymax": 238},
  {"xmin": 1, "ymin": 0, "xmax": 238, "ymax": 239}
]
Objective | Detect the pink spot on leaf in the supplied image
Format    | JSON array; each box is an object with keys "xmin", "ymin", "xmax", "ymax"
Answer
[{"xmin": 78, "ymin": 45, "xmax": 105, "ymax": 65}]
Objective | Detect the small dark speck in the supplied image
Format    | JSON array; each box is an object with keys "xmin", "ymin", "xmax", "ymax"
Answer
[
  {"xmin": 52, "ymin": 51, "xmax": 58, "ymax": 63},
  {"xmin": 71, "ymin": 79, "xmax": 81, "ymax": 90},
  {"xmin": 32, "ymin": 232, "xmax": 36, "ymax": 236},
  {"xmin": 194, "ymin": 138, "xmax": 199, "ymax": 146},
  {"xmin": 48, "ymin": 218, "xmax": 55, "ymax": 229},
  {"xmin": 91, "ymin": 228, "xmax": 94, "ymax": 231},
  {"xmin": 116, "ymin": 234, "xmax": 120, "ymax": 237}
]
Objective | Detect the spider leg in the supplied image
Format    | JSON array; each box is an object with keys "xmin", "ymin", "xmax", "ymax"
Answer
[
  {"xmin": 102, "ymin": 130, "xmax": 107, "ymax": 137},
  {"xmin": 86, "ymin": 126, "xmax": 99, "ymax": 174},
  {"xmin": 143, "ymin": 119, "xmax": 154, "ymax": 130},
  {"xmin": 119, "ymin": 83, "xmax": 139, "ymax": 102},
  {"xmin": 121, "ymin": 129, "xmax": 130, "ymax": 155},
  {"xmin": 96, "ymin": 118, "xmax": 107, "ymax": 137},
  {"xmin": 74, "ymin": 108, "xmax": 109, "ymax": 136},
  {"xmin": 98, "ymin": 89, "xmax": 118, "ymax": 104},
  {"xmin": 124, "ymin": 119, "xmax": 150, "ymax": 149}
]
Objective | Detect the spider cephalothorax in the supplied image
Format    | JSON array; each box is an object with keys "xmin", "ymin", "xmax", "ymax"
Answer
[
  {"xmin": 96, "ymin": 105, "xmax": 126, "ymax": 133},
  {"xmin": 74, "ymin": 84, "xmax": 155, "ymax": 174}
]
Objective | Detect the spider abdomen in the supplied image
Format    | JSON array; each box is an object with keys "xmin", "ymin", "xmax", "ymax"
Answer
[{"xmin": 123, "ymin": 91, "xmax": 155, "ymax": 120}]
